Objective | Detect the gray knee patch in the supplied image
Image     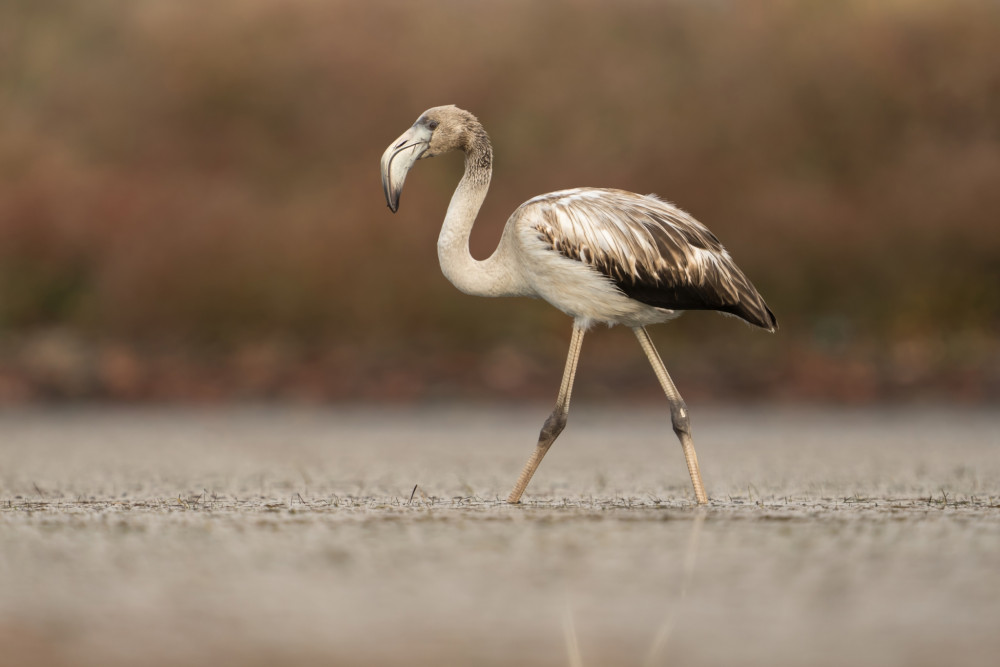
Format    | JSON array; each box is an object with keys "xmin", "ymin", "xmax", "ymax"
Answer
[
  {"xmin": 671, "ymin": 403, "xmax": 691, "ymax": 436},
  {"xmin": 539, "ymin": 410, "xmax": 567, "ymax": 441}
]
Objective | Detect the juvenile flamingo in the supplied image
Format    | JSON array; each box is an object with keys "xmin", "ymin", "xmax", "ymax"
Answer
[{"xmin": 381, "ymin": 106, "xmax": 776, "ymax": 504}]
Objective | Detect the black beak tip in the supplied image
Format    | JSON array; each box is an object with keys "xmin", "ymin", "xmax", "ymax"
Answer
[{"xmin": 385, "ymin": 190, "xmax": 401, "ymax": 213}]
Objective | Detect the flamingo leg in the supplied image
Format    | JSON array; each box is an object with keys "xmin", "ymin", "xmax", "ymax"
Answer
[
  {"xmin": 507, "ymin": 322, "xmax": 586, "ymax": 503},
  {"xmin": 633, "ymin": 326, "xmax": 709, "ymax": 504}
]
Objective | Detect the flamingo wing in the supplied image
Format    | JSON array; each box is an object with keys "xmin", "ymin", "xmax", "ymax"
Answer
[{"xmin": 522, "ymin": 188, "xmax": 776, "ymax": 330}]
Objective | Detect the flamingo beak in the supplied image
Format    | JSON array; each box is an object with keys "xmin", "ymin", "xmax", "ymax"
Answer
[{"xmin": 380, "ymin": 124, "xmax": 431, "ymax": 213}]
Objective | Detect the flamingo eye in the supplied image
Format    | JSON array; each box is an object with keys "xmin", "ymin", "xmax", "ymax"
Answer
[{"xmin": 427, "ymin": 120, "xmax": 439, "ymax": 131}]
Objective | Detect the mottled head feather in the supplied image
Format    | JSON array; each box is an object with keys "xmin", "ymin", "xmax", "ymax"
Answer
[{"xmin": 417, "ymin": 106, "xmax": 492, "ymax": 171}]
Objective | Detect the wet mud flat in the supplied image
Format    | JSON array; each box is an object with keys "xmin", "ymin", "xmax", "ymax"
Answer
[{"xmin": 2, "ymin": 405, "xmax": 999, "ymax": 666}]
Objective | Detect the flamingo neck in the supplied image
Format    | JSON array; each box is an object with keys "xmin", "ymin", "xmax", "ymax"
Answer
[{"xmin": 437, "ymin": 137, "xmax": 527, "ymax": 298}]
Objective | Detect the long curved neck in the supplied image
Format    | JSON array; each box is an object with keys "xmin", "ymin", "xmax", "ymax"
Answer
[{"xmin": 437, "ymin": 131, "xmax": 526, "ymax": 297}]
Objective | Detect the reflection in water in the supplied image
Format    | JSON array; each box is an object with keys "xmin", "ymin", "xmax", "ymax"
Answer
[
  {"xmin": 644, "ymin": 509, "xmax": 706, "ymax": 666},
  {"xmin": 559, "ymin": 509, "xmax": 707, "ymax": 666},
  {"xmin": 563, "ymin": 598, "xmax": 584, "ymax": 667}
]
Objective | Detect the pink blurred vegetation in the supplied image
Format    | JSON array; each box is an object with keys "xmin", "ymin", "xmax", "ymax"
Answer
[{"xmin": 1, "ymin": 0, "xmax": 998, "ymax": 403}]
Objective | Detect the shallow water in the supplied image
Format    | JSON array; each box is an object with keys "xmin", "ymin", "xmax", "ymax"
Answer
[{"xmin": 2, "ymin": 405, "xmax": 999, "ymax": 666}]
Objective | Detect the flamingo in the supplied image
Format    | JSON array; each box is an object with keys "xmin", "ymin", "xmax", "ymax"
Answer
[{"xmin": 380, "ymin": 106, "xmax": 776, "ymax": 504}]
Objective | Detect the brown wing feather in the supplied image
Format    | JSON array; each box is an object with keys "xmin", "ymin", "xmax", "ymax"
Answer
[{"xmin": 526, "ymin": 189, "xmax": 777, "ymax": 330}]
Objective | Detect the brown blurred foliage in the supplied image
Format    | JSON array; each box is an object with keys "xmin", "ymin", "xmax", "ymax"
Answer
[{"xmin": 1, "ymin": 0, "xmax": 998, "ymax": 402}]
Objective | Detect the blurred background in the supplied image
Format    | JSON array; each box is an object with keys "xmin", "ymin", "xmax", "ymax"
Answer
[{"xmin": 1, "ymin": 0, "xmax": 998, "ymax": 405}]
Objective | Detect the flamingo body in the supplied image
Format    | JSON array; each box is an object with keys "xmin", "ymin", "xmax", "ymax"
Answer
[{"xmin": 507, "ymin": 187, "xmax": 776, "ymax": 330}]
